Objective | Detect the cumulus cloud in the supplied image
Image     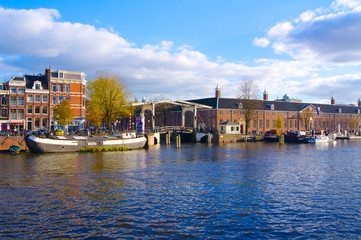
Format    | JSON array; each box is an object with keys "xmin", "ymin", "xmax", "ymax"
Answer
[
  {"xmin": 256, "ymin": 0, "xmax": 361, "ymax": 66},
  {"xmin": 0, "ymin": 4, "xmax": 360, "ymax": 104},
  {"xmin": 253, "ymin": 37, "xmax": 270, "ymax": 47}
]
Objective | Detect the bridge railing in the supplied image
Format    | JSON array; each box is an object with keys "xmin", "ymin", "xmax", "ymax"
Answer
[{"xmin": 147, "ymin": 126, "xmax": 194, "ymax": 133}]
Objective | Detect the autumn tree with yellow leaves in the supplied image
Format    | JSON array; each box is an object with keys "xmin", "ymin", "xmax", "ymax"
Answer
[
  {"xmin": 87, "ymin": 72, "xmax": 133, "ymax": 130},
  {"xmin": 54, "ymin": 100, "xmax": 76, "ymax": 127}
]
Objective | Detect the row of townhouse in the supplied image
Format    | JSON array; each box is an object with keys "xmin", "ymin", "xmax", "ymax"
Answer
[
  {"xmin": 191, "ymin": 88, "xmax": 361, "ymax": 135},
  {"xmin": 139, "ymin": 86, "xmax": 361, "ymax": 135},
  {"xmin": 0, "ymin": 68, "xmax": 86, "ymax": 132}
]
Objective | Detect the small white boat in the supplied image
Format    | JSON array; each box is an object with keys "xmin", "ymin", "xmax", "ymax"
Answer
[{"xmin": 308, "ymin": 134, "xmax": 336, "ymax": 144}]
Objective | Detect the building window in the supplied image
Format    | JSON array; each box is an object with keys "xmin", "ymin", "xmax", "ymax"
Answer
[
  {"xmin": 290, "ymin": 120, "xmax": 293, "ymax": 128},
  {"xmin": 27, "ymin": 94, "xmax": 33, "ymax": 102},
  {"xmin": 266, "ymin": 120, "xmax": 269, "ymax": 128},
  {"xmin": 35, "ymin": 106, "xmax": 40, "ymax": 114},
  {"xmin": 52, "ymin": 83, "xmax": 56, "ymax": 92},
  {"xmin": 65, "ymin": 96, "xmax": 70, "ymax": 102},
  {"xmin": 259, "ymin": 120, "xmax": 263, "ymax": 128},
  {"xmin": 10, "ymin": 96, "xmax": 16, "ymax": 106},
  {"xmin": 219, "ymin": 110, "xmax": 223, "ymax": 115},
  {"xmin": 27, "ymin": 118, "xmax": 32, "ymax": 130},
  {"xmin": 18, "ymin": 88, "xmax": 25, "ymax": 94},
  {"xmin": 42, "ymin": 106, "xmax": 47, "ymax": 114},
  {"xmin": 18, "ymin": 109, "xmax": 24, "ymax": 119},
  {"xmin": 284, "ymin": 120, "xmax": 287, "ymax": 128},
  {"xmin": 35, "ymin": 118, "xmax": 40, "ymax": 128},
  {"xmin": 1, "ymin": 96, "xmax": 7, "ymax": 105},
  {"xmin": 42, "ymin": 118, "xmax": 47, "ymax": 129},
  {"xmin": 59, "ymin": 84, "xmax": 64, "ymax": 92},
  {"xmin": 52, "ymin": 96, "xmax": 56, "ymax": 104},
  {"xmin": 10, "ymin": 109, "xmax": 16, "ymax": 119},
  {"xmin": 59, "ymin": 72, "xmax": 64, "ymax": 78},
  {"xmin": 27, "ymin": 106, "xmax": 32, "ymax": 114},
  {"xmin": 42, "ymin": 95, "xmax": 48, "ymax": 102},
  {"xmin": 35, "ymin": 83, "xmax": 41, "ymax": 89},
  {"xmin": 18, "ymin": 97, "xmax": 24, "ymax": 105},
  {"xmin": 35, "ymin": 95, "xmax": 40, "ymax": 102},
  {"xmin": 10, "ymin": 87, "xmax": 16, "ymax": 94},
  {"xmin": 65, "ymin": 84, "xmax": 70, "ymax": 92},
  {"xmin": 253, "ymin": 120, "xmax": 257, "ymax": 128},
  {"xmin": 59, "ymin": 96, "xmax": 63, "ymax": 104},
  {"xmin": 1, "ymin": 109, "xmax": 7, "ymax": 117},
  {"xmin": 272, "ymin": 120, "xmax": 276, "ymax": 128}
]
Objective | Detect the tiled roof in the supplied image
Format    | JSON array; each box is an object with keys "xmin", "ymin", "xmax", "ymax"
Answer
[
  {"xmin": 189, "ymin": 97, "xmax": 361, "ymax": 114},
  {"xmin": 24, "ymin": 74, "xmax": 49, "ymax": 90}
]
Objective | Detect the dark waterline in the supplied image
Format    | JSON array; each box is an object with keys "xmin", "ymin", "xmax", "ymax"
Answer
[{"xmin": 1, "ymin": 141, "xmax": 361, "ymax": 239}]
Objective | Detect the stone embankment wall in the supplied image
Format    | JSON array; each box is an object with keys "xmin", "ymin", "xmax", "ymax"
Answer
[
  {"xmin": 0, "ymin": 137, "xmax": 28, "ymax": 151},
  {"xmin": 213, "ymin": 134, "xmax": 261, "ymax": 143}
]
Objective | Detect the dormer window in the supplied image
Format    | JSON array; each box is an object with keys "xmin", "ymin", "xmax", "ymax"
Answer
[
  {"xmin": 59, "ymin": 72, "xmax": 64, "ymax": 78},
  {"xmin": 268, "ymin": 104, "xmax": 275, "ymax": 110},
  {"xmin": 337, "ymin": 108, "xmax": 342, "ymax": 113},
  {"xmin": 238, "ymin": 102, "xmax": 243, "ymax": 109},
  {"xmin": 32, "ymin": 81, "xmax": 43, "ymax": 90},
  {"xmin": 357, "ymin": 109, "xmax": 360, "ymax": 114}
]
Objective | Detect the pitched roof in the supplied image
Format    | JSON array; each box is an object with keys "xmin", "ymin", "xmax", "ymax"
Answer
[
  {"xmin": 24, "ymin": 74, "xmax": 49, "ymax": 90},
  {"xmin": 189, "ymin": 97, "xmax": 361, "ymax": 114}
]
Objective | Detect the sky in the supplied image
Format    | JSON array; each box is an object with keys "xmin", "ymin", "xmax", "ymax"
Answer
[{"xmin": 1, "ymin": 0, "xmax": 361, "ymax": 104}]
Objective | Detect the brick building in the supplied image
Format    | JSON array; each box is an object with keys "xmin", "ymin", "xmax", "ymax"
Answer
[
  {"xmin": 1, "ymin": 68, "xmax": 87, "ymax": 132},
  {"xmin": 143, "ymin": 86, "xmax": 361, "ymax": 135},
  {"xmin": 0, "ymin": 82, "xmax": 9, "ymax": 130},
  {"xmin": 45, "ymin": 68, "xmax": 87, "ymax": 130}
]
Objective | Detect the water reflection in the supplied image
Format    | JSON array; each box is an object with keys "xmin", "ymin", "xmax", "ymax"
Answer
[{"xmin": 1, "ymin": 141, "xmax": 361, "ymax": 239}]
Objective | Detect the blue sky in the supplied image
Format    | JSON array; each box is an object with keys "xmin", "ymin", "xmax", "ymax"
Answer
[{"xmin": 1, "ymin": 0, "xmax": 361, "ymax": 104}]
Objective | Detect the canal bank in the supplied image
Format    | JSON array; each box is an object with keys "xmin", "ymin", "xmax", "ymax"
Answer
[{"xmin": 0, "ymin": 136, "xmax": 28, "ymax": 151}]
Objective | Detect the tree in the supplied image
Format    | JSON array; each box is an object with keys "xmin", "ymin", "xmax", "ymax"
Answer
[
  {"xmin": 54, "ymin": 100, "xmax": 75, "ymax": 127},
  {"xmin": 87, "ymin": 72, "xmax": 133, "ymax": 130},
  {"xmin": 275, "ymin": 114, "xmax": 283, "ymax": 130},
  {"xmin": 86, "ymin": 104, "xmax": 103, "ymax": 131},
  {"xmin": 238, "ymin": 79, "xmax": 261, "ymax": 135},
  {"xmin": 349, "ymin": 118, "xmax": 357, "ymax": 132}
]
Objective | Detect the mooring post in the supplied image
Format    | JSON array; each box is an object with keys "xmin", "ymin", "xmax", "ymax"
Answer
[
  {"xmin": 166, "ymin": 132, "xmax": 170, "ymax": 145},
  {"xmin": 207, "ymin": 132, "xmax": 212, "ymax": 143},
  {"xmin": 279, "ymin": 134, "xmax": 285, "ymax": 146},
  {"xmin": 176, "ymin": 134, "xmax": 181, "ymax": 148}
]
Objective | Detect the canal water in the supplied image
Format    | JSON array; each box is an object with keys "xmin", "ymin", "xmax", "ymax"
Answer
[{"xmin": 0, "ymin": 140, "xmax": 361, "ymax": 239}]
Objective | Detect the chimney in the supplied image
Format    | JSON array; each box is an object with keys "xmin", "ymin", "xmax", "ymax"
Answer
[
  {"xmin": 215, "ymin": 84, "xmax": 221, "ymax": 98},
  {"xmin": 142, "ymin": 96, "xmax": 146, "ymax": 103},
  {"xmin": 263, "ymin": 89, "xmax": 268, "ymax": 101},
  {"xmin": 358, "ymin": 97, "xmax": 361, "ymax": 107}
]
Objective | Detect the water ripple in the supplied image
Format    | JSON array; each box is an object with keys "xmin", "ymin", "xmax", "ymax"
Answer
[{"xmin": 1, "ymin": 141, "xmax": 361, "ymax": 239}]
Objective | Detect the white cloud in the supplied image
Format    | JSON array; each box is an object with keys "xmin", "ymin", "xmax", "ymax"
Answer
[
  {"xmin": 299, "ymin": 10, "xmax": 316, "ymax": 22},
  {"xmin": 0, "ymin": 5, "xmax": 360, "ymax": 104},
  {"xmin": 253, "ymin": 37, "xmax": 270, "ymax": 47},
  {"xmin": 332, "ymin": 0, "xmax": 361, "ymax": 10},
  {"xmin": 256, "ymin": 0, "xmax": 361, "ymax": 66}
]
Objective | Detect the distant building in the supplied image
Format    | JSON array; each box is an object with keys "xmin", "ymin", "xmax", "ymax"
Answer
[
  {"xmin": 142, "ymin": 85, "xmax": 361, "ymax": 135},
  {"xmin": 1, "ymin": 68, "xmax": 87, "ymax": 132},
  {"xmin": 45, "ymin": 68, "xmax": 87, "ymax": 130},
  {"xmin": 0, "ymin": 82, "xmax": 9, "ymax": 130}
]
